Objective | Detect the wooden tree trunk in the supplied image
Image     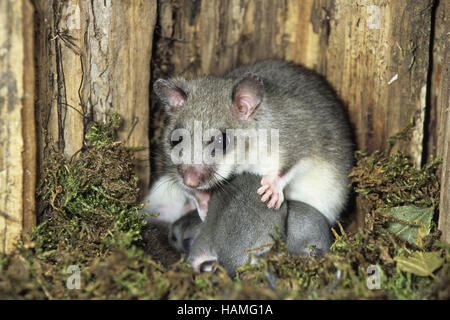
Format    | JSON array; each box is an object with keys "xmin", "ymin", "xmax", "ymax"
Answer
[
  {"xmin": 427, "ymin": 0, "xmax": 447, "ymax": 161},
  {"xmin": 155, "ymin": 0, "xmax": 434, "ymax": 229},
  {"xmin": 437, "ymin": 0, "xmax": 450, "ymax": 244},
  {"xmin": 0, "ymin": 0, "xmax": 36, "ymax": 254},
  {"xmin": 35, "ymin": 0, "xmax": 157, "ymax": 201}
]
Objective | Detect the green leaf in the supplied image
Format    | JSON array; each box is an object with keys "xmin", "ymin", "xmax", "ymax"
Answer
[
  {"xmin": 355, "ymin": 188, "xmax": 376, "ymax": 195},
  {"xmin": 375, "ymin": 206, "xmax": 433, "ymax": 245},
  {"xmin": 394, "ymin": 251, "xmax": 444, "ymax": 278}
]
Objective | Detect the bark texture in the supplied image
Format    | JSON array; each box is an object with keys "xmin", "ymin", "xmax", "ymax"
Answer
[
  {"xmin": 35, "ymin": 0, "xmax": 157, "ymax": 198},
  {"xmin": 0, "ymin": 0, "xmax": 36, "ymax": 254},
  {"xmin": 437, "ymin": 0, "xmax": 450, "ymax": 243}
]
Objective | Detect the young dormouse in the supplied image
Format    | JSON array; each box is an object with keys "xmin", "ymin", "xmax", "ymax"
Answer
[
  {"xmin": 152, "ymin": 59, "xmax": 353, "ymax": 223},
  {"xmin": 182, "ymin": 173, "xmax": 332, "ymax": 275}
]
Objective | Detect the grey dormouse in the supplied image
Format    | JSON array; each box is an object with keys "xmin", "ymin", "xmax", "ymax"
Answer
[
  {"xmin": 152, "ymin": 59, "xmax": 353, "ymax": 224},
  {"xmin": 171, "ymin": 173, "xmax": 332, "ymax": 275}
]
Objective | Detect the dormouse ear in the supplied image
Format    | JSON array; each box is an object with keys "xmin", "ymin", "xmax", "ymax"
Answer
[
  {"xmin": 231, "ymin": 73, "xmax": 264, "ymax": 121},
  {"xmin": 153, "ymin": 79, "xmax": 187, "ymax": 112}
]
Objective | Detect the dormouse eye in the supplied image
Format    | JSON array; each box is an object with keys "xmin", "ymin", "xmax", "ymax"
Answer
[
  {"xmin": 210, "ymin": 131, "xmax": 232, "ymax": 156},
  {"xmin": 218, "ymin": 131, "xmax": 231, "ymax": 153},
  {"xmin": 221, "ymin": 131, "xmax": 232, "ymax": 152},
  {"xmin": 171, "ymin": 135, "xmax": 183, "ymax": 147},
  {"xmin": 182, "ymin": 238, "xmax": 193, "ymax": 252}
]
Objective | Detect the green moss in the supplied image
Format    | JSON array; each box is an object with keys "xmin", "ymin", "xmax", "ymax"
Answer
[{"xmin": 0, "ymin": 119, "xmax": 448, "ymax": 300}]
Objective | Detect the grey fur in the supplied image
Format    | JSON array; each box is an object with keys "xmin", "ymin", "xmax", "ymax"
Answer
[
  {"xmin": 154, "ymin": 59, "xmax": 353, "ymax": 223},
  {"xmin": 182, "ymin": 173, "xmax": 332, "ymax": 275},
  {"xmin": 169, "ymin": 209, "xmax": 202, "ymax": 253}
]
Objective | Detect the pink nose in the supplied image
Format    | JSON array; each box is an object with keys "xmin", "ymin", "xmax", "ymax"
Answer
[{"xmin": 183, "ymin": 165, "xmax": 205, "ymax": 188}]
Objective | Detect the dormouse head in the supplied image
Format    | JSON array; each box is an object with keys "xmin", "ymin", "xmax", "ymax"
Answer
[
  {"xmin": 169, "ymin": 209, "xmax": 202, "ymax": 253},
  {"xmin": 153, "ymin": 73, "xmax": 265, "ymax": 192}
]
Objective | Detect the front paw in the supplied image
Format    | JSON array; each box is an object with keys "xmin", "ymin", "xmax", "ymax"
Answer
[{"xmin": 257, "ymin": 175, "xmax": 285, "ymax": 209}]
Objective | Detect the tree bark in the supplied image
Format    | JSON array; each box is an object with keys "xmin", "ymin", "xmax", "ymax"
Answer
[
  {"xmin": 0, "ymin": 0, "xmax": 36, "ymax": 254},
  {"xmin": 426, "ymin": 0, "xmax": 447, "ymax": 161},
  {"xmin": 437, "ymin": 0, "xmax": 450, "ymax": 244},
  {"xmin": 35, "ymin": 0, "xmax": 157, "ymax": 201}
]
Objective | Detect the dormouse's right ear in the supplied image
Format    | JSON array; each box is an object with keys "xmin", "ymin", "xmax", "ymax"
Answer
[
  {"xmin": 153, "ymin": 79, "xmax": 187, "ymax": 112},
  {"xmin": 231, "ymin": 73, "xmax": 264, "ymax": 121}
]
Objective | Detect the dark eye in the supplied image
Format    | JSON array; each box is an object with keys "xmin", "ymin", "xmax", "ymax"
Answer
[
  {"xmin": 171, "ymin": 135, "xmax": 183, "ymax": 147},
  {"xmin": 211, "ymin": 131, "xmax": 231, "ymax": 156},
  {"xmin": 182, "ymin": 238, "xmax": 193, "ymax": 252}
]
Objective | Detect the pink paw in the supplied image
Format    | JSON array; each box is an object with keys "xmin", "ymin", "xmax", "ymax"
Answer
[{"xmin": 257, "ymin": 175, "xmax": 285, "ymax": 209}]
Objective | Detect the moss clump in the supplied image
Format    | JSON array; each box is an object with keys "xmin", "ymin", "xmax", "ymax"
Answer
[
  {"xmin": 350, "ymin": 150, "xmax": 441, "ymax": 220},
  {"xmin": 0, "ymin": 118, "xmax": 448, "ymax": 299},
  {"xmin": 0, "ymin": 115, "xmax": 155, "ymax": 298},
  {"xmin": 36, "ymin": 113, "xmax": 144, "ymax": 256}
]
